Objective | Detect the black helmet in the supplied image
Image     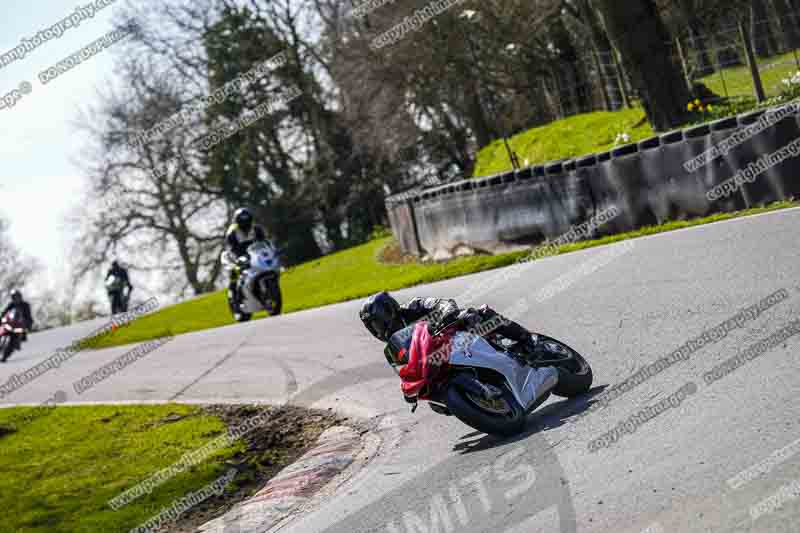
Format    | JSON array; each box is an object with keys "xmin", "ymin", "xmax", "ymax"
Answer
[
  {"xmin": 234, "ymin": 207, "xmax": 253, "ymax": 233},
  {"xmin": 10, "ymin": 290, "xmax": 22, "ymax": 303},
  {"xmin": 111, "ymin": 260, "xmax": 120, "ymax": 269},
  {"xmin": 360, "ymin": 291, "xmax": 404, "ymax": 342}
]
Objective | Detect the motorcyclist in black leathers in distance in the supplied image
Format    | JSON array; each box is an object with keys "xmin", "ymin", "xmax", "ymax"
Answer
[
  {"xmin": 359, "ymin": 292, "xmax": 539, "ymax": 366},
  {"xmin": 2, "ymin": 289, "xmax": 34, "ymax": 341},
  {"xmin": 106, "ymin": 260, "xmax": 133, "ymax": 313},
  {"xmin": 225, "ymin": 207, "xmax": 271, "ymax": 313}
]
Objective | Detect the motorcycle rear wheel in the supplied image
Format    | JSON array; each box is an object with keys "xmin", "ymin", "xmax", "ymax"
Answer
[{"xmin": 446, "ymin": 382, "xmax": 526, "ymax": 437}]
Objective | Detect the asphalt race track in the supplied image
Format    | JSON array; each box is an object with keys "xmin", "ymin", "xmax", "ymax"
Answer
[{"xmin": 3, "ymin": 208, "xmax": 800, "ymax": 533}]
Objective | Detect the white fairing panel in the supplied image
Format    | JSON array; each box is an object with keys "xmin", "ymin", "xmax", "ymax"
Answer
[{"xmin": 449, "ymin": 332, "xmax": 549, "ymax": 410}]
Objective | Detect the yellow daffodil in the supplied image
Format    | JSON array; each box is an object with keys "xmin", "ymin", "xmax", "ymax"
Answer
[
  {"xmin": 707, "ymin": 104, "xmax": 713, "ymax": 111},
  {"xmin": 687, "ymin": 102, "xmax": 694, "ymax": 111},
  {"xmin": 694, "ymin": 98, "xmax": 701, "ymax": 106}
]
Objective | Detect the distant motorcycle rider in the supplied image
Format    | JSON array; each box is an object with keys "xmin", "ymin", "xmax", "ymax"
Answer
[
  {"xmin": 105, "ymin": 260, "xmax": 133, "ymax": 313},
  {"xmin": 224, "ymin": 207, "xmax": 270, "ymax": 312},
  {"xmin": 2, "ymin": 290, "xmax": 34, "ymax": 341}
]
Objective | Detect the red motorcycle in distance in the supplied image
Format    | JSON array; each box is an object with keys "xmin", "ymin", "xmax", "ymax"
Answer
[{"xmin": 0, "ymin": 308, "xmax": 27, "ymax": 362}]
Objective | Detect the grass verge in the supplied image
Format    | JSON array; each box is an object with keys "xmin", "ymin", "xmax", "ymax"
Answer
[
  {"xmin": 473, "ymin": 52, "xmax": 799, "ymax": 178},
  {"xmin": 473, "ymin": 107, "xmax": 654, "ymax": 178},
  {"xmin": 0, "ymin": 403, "xmax": 342, "ymax": 533},
  {"xmin": 89, "ymin": 200, "xmax": 799, "ymax": 349}
]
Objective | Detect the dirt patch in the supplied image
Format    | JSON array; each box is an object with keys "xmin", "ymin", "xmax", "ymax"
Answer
[
  {"xmin": 377, "ymin": 239, "xmax": 421, "ymax": 265},
  {"xmin": 161, "ymin": 403, "xmax": 359, "ymax": 533}
]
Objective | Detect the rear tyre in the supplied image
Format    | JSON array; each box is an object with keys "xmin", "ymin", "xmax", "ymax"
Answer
[
  {"xmin": 534, "ymin": 335, "xmax": 593, "ymax": 398},
  {"xmin": 446, "ymin": 383, "xmax": 526, "ymax": 437}
]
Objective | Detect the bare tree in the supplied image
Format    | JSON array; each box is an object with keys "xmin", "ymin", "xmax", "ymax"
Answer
[
  {"xmin": 0, "ymin": 214, "xmax": 39, "ymax": 297},
  {"xmin": 72, "ymin": 55, "xmax": 228, "ymax": 296}
]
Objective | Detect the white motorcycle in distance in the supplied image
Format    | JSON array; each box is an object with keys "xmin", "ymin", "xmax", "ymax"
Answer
[
  {"xmin": 222, "ymin": 241, "xmax": 283, "ymax": 322},
  {"xmin": 105, "ymin": 275, "xmax": 130, "ymax": 315}
]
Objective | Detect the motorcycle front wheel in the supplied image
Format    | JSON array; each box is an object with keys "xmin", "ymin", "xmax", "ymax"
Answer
[
  {"xmin": 227, "ymin": 292, "xmax": 252, "ymax": 322},
  {"xmin": 531, "ymin": 335, "xmax": 593, "ymax": 398},
  {"xmin": 1, "ymin": 336, "xmax": 15, "ymax": 362},
  {"xmin": 270, "ymin": 283, "xmax": 282, "ymax": 315},
  {"xmin": 109, "ymin": 291, "xmax": 123, "ymax": 315},
  {"xmin": 446, "ymin": 381, "xmax": 526, "ymax": 437}
]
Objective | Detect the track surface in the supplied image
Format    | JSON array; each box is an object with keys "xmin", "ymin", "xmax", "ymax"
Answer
[{"xmin": 3, "ymin": 209, "xmax": 800, "ymax": 533}]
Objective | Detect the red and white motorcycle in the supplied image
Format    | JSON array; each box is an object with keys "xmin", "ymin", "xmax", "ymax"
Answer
[{"xmin": 0, "ymin": 308, "xmax": 27, "ymax": 362}]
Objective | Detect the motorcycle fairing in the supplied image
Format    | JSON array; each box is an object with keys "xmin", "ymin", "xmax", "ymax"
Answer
[
  {"xmin": 227, "ymin": 241, "xmax": 281, "ymax": 314},
  {"xmin": 449, "ymin": 332, "xmax": 546, "ymax": 412}
]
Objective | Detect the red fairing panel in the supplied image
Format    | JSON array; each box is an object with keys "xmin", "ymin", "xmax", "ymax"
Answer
[{"xmin": 399, "ymin": 321, "xmax": 453, "ymax": 399}]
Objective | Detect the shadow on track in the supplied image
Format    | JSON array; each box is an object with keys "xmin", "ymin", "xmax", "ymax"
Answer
[{"xmin": 452, "ymin": 385, "xmax": 607, "ymax": 455}]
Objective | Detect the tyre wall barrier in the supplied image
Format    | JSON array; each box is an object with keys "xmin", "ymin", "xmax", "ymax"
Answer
[{"xmin": 386, "ymin": 104, "xmax": 800, "ymax": 257}]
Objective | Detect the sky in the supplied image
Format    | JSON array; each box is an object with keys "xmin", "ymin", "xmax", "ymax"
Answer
[{"xmin": 0, "ymin": 0, "xmax": 122, "ymax": 294}]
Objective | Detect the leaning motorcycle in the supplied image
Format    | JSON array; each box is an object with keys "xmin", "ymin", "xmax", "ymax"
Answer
[
  {"xmin": 386, "ymin": 323, "xmax": 593, "ymax": 436},
  {"xmin": 0, "ymin": 308, "xmax": 27, "ymax": 362},
  {"xmin": 222, "ymin": 241, "xmax": 282, "ymax": 322},
  {"xmin": 105, "ymin": 275, "xmax": 129, "ymax": 315}
]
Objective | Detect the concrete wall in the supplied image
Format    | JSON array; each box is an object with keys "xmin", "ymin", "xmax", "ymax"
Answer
[{"xmin": 386, "ymin": 104, "xmax": 800, "ymax": 257}]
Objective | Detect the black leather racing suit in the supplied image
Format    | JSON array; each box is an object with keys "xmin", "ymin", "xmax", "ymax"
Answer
[
  {"xmin": 105, "ymin": 266, "xmax": 133, "ymax": 291},
  {"xmin": 397, "ymin": 297, "xmax": 532, "ymax": 344}
]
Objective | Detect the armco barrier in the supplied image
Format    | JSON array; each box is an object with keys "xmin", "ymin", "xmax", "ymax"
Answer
[
  {"xmin": 708, "ymin": 116, "xmax": 748, "ymax": 211},
  {"xmin": 681, "ymin": 123, "xmax": 720, "ymax": 216},
  {"xmin": 637, "ymin": 135, "xmax": 672, "ymax": 224},
  {"xmin": 386, "ymin": 104, "xmax": 800, "ymax": 257},
  {"xmin": 744, "ymin": 106, "xmax": 800, "ymax": 201},
  {"xmin": 729, "ymin": 110, "xmax": 772, "ymax": 207}
]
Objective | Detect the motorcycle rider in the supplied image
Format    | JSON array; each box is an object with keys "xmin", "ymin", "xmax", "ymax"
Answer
[
  {"xmin": 224, "ymin": 207, "xmax": 271, "ymax": 313},
  {"xmin": 359, "ymin": 292, "xmax": 558, "ymax": 404},
  {"xmin": 1, "ymin": 290, "xmax": 34, "ymax": 341},
  {"xmin": 105, "ymin": 260, "xmax": 133, "ymax": 312}
]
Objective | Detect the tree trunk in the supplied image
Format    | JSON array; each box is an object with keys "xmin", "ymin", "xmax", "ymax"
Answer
[
  {"xmin": 594, "ymin": 0, "xmax": 691, "ymax": 131},
  {"xmin": 676, "ymin": 0, "xmax": 713, "ymax": 76},
  {"xmin": 751, "ymin": 0, "xmax": 778, "ymax": 57},
  {"xmin": 467, "ymin": 82, "xmax": 493, "ymax": 148},
  {"xmin": 575, "ymin": 0, "xmax": 620, "ymax": 110},
  {"xmin": 770, "ymin": 0, "xmax": 800, "ymax": 51}
]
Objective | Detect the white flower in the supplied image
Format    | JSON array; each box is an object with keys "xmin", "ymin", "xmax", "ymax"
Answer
[
  {"xmin": 460, "ymin": 10, "xmax": 477, "ymax": 20},
  {"xmin": 506, "ymin": 43, "xmax": 518, "ymax": 52}
]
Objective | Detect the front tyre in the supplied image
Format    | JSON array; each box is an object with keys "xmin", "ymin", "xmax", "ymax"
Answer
[
  {"xmin": 234, "ymin": 312, "xmax": 252, "ymax": 322},
  {"xmin": 270, "ymin": 284, "xmax": 282, "ymax": 316},
  {"xmin": 446, "ymin": 383, "xmax": 526, "ymax": 437},
  {"xmin": 110, "ymin": 292, "xmax": 122, "ymax": 315},
  {"xmin": 535, "ymin": 335, "xmax": 593, "ymax": 398},
  {"xmin": 1, "ymin": 336, "xmax": 15, "ymax": 362},
  {"xmin": 227, "ymin": 291, "xmax": 252, "ymax": 322}
]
